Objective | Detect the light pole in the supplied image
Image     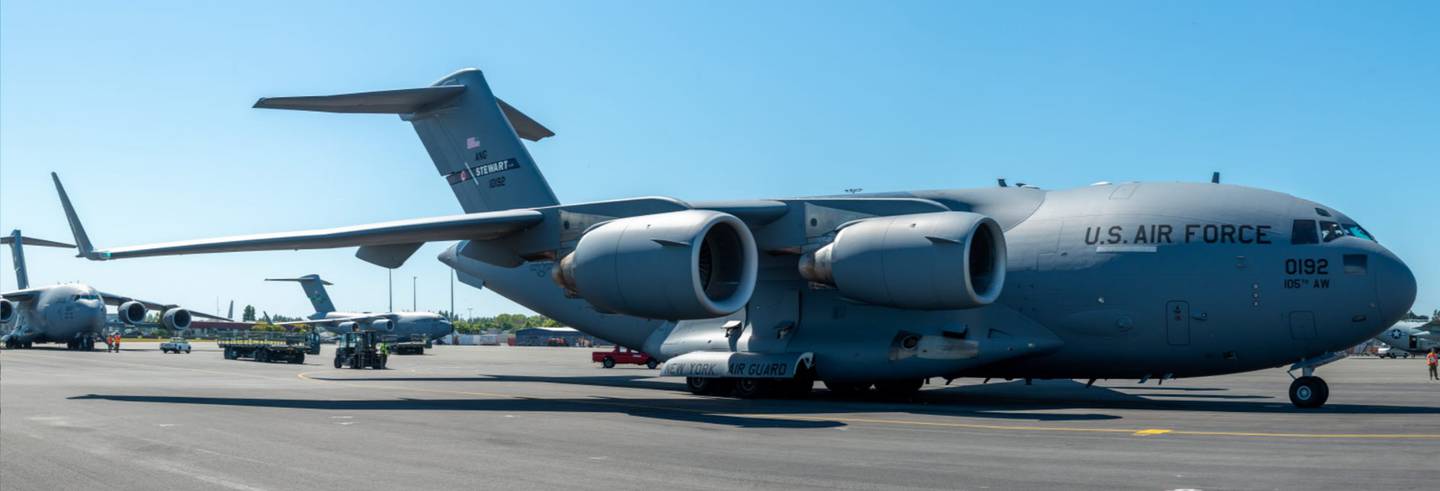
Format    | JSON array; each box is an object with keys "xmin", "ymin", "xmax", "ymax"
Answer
[
  {"xmin": 412, "ymin": 276, "xmax": 417, "ymax": 312},
  {"xmin": 387, "ymin": 269, "xmax": 393, "ymax": 312},
  {"xmin": 450, "ymin": 270, "xmax": 455, "ymax": 320}
]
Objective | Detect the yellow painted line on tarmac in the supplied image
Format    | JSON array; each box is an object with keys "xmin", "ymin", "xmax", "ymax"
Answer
[{"xmin": 295, "ymin": 371, "xmax": 1440, "ymax": 440}]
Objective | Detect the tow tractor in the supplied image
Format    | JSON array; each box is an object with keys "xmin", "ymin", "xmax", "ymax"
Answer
[{"xmin": 334, "ymin": 330, "xmax": 388, "ymax": 369}]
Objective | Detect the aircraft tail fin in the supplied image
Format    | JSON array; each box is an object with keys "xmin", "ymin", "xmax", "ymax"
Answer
[
  {"xmin": 227, "ymin": 300, "xmax": 235, "ymax": 321},
  {"xmin": 253, "ymin": 69, "xmax": 559, "ymax": 214},
  {"xmin": 2, "ymin": 229, "xmax": 75, "ymax": 290},
  {"xmin": 265, "ymin": 274, "xmax": 337, "ymax": 314}
]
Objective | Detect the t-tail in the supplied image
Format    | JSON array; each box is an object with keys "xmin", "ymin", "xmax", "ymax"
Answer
[
  {"xmin": 253, "ymin": 69, "xmax": 559, "ymax": 215},
  {"xmin": 2, "ymin": 229, "xmax": 75, "ymax": 290},
  {"xmin": 265, "ymin": 274, "xmax": 337, "ymax": 314}
]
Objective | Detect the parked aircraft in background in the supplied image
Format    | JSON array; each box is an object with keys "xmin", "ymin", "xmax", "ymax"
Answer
[
  {"xmin": 1, "ymin": 230, "xmax": 218, "ymax": 349},
  {"xmin": 265, "ymin": 274, "xmax": 452, "ymax": 343},
  {"xmin": 1374, "ymin": 320, "xmax": 1439, "ymax": 358},
  {"xmin": 53, "ymin": 68, "xmax": 1416, "ymax": 407}
]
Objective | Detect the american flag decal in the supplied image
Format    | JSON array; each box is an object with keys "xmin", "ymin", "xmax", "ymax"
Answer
[{"xmin": 465, "ymin": 137, "xmax": 481, "ymax": 149}]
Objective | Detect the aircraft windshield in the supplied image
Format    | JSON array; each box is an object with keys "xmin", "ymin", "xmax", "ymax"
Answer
[{"xmin": 1320, "ymin": 221, "xmax": 1376, "ymax": 243}]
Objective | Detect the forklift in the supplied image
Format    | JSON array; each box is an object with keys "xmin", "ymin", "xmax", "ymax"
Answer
[{"xmin": 334, "ymin": 330, "xmax": 387, "ymax": 369}]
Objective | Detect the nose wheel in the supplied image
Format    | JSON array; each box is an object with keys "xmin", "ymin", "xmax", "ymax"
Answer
[
  {"xmin": 1288, "ymin": 376, "xmax": 1329, "ymax": 408},
  {"xmin": 1287, "ymin": 352, "xmax": 1344, "ymax": 409}
]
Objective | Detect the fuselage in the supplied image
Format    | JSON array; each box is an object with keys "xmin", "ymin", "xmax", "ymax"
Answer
[
  {"xmin": 441, "ymin": 181, "xmax": 1416, "ymax": 382},
  {"xmin": 3, "ymin": 284, "xmax": 107, "ymax": 344},
  {"xmin": 1374, "ymin": 322, "xmax": 1438, "ymax": 355},
  {"xmin": 311, "ymin": 311, "xmax": 453, "ymax": 341}
]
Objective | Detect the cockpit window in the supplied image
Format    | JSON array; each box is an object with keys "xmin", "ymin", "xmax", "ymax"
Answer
[
  {"xmin": 1343, "ymin": 223, "xmax": 1374, "ymax": 241},
  {"xmin": 1314, "ymin": 208, "xmax": 1332, "ymax": 217},
  {"xmin": 1319, "ymin": 221, "xmax": 1344, "ymax": 242},
  {"xmin": 1291, "ymin": 220, "xmax": 1318, "ymax": 245}
]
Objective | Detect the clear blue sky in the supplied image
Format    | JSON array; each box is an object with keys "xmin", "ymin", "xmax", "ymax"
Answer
[{"xmin": 2, "ymin": 1, "xmax": 1436, "ymax": 318}]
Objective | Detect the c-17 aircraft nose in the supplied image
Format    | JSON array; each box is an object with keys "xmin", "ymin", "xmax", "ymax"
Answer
[{"xmin": 1373, "ymin": 248, "xmax": 1417, "ymax": 326}]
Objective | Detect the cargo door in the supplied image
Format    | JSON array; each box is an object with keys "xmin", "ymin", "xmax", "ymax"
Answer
[{"xmin": 1165, "ymin": 301, "xmax": 1190, "ymax": 345}]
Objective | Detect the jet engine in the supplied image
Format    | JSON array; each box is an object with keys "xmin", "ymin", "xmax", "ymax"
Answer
[
  {"xmin": 370, "ymin": 319, "xmax": 394, "ymax": 331},
  {"xmin": 161, "ymin": 308, "xmax": 192, "ymax": 330},
  {"xmin": 553, "ymin": 210, "xmax": 758, "ymax": 320},
  {"xmin": 117, "ymin": 301, "xmax": 147, "ymax": 324},
  {"xmin": 799, "ymin": 211, "xmax": 1007, "ymax": 310},
  {"xmin": 0, "ymin": 299, "xmax": 12, "ymax": 323},
  {"xmin": 337, "ymin": 321, "xmax": 358, "ymax": 332}
]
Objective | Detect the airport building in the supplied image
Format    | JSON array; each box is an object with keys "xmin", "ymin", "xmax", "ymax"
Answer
[{"xmin": 513, "ymin": 327, "xmax": 609, "ymax": 347}]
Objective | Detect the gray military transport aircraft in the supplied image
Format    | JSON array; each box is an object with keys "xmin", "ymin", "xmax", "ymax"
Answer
[
  {"xmin": 52, "ymin": 68, "xmax": 1416, "ymax": 408},
  {"xmin": 1, "ymin": 230, "xmax": 212, "ymax": 349},
  {"xmin": 265, "ymin": 274, "xmax": 452, "ymax": 344},
  {"xmin": 1373, "ymin": 320, "xmax": 1439, "ymax": 358}
]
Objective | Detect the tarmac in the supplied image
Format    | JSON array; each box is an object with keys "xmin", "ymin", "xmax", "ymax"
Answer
[{"xmin": 2, "ymin": 343, "xmax": 1437, "ymax": 490}]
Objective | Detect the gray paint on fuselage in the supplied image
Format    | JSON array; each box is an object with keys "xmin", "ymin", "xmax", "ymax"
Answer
[
  {"xmin": 3, "ymin": 284, "xmax": 107, "ymax": 344},
  {"xmin": 309, "ymin": 311, "xmax": 453, "ymax": 341},
  {"xmin": 447, "ymin": 181, "xmax": 1415, "ymax": 383}
]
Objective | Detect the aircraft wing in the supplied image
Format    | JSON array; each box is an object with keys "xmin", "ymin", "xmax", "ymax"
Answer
[
  {"xmin": 273, "ymin": 313, "xmax": 397, "ymax": 326},
  {"xmin": 55, "ymin": 171, "xmax": 544, "ymax": 262},
  {"xmin": 1, "ymin": 288, "xmax": 46, "ymax": 302},
  {"xmin": 97, "ymin": 291, "xmax": 230, "ymax": 320}
]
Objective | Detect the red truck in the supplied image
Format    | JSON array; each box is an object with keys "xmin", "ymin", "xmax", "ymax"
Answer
[{"xmin": 593, "ymin": 346, "xmax": 659, "ymax": 369}]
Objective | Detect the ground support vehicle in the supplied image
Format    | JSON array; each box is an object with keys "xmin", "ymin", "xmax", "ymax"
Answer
[
  {"xmin": 594, "ymin": 346, "xmax": 659, "ymax": 369},
  {"xmin": 335, "ymin": 331, "xmax": 387, "ymax": 369},
  {"xmin": 218, "ymin": 333, "xmax": 308, "ymax": 364}
]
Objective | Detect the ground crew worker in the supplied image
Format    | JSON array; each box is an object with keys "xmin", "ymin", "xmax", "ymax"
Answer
[
  {"xmin": 113, "ymin": 334, "xmax": 121, "ymax": 352},
  {"xmin": 1427, "ymin": 349, "xmax": 1438, "ymax": 381}
]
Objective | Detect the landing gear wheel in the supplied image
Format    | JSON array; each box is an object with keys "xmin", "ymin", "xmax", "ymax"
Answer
[
  {"xmin": 823, "ymin": 380, "xmax": 872, "ymax": 398},
  {"xmin": 602, "ymin": 357, "xmax": 616, "ymax": 369},
  {"xmin": 646, "ymin": 359, "xmax": 659, "ymax": 370},
  {"xmin": 685, "ymin": 377, "xmax": 733, "ymax": 396},
  {"xmin": 875, "ymin": 378, "xmax": 925, "ymax": 399},
  {"xmin": 733, "ymin": 378, "xmax": 772, "ymax": 399},
  {"xmin": 1289, "ymin": 376, "xmax": 1329, "ymax": 409}
]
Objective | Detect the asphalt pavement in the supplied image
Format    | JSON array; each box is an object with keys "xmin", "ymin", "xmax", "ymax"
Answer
[{"xmin": 2, "ymin": 343, "xmax": 1437, "ymax": 490}]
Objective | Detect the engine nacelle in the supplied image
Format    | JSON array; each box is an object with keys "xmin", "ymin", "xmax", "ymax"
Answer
[
  {"xmin": 0, "ymin": 299, "xmax": 13, "ymax": 323},
  {"xmin": 553, "ymin": 210, "xmax": 758, "ymax": 320},
  {"xmin": 799, "ymin": 211, "xmax": 1007, "ymax": 310},
  {"xmin": 161, "ymin": 308, "xmax": 192, "ymax": 330},
  {"xmin": 370, "ymin": 319, "xmax": 394, "ymax": 331},
  {"xmin": 117, "ymin": 301, "xmax": 147, "ymax": 324},
  {"xmin": 337, "ymin": 321, "xmax": 358, "ymax": 332}
]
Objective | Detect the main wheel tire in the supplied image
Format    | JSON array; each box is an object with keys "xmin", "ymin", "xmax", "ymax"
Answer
[
  {"xmin": 875, "ymin": 378, "xmax": 925, "ymax": 399},
  {"xmin": 685, "ymin": 377, "xmax": 734, "ymax": 396},
  {"xmin": 646, "ymin": 359, "xmax": 659, "ymax": 370},
  {"xmin": 733, "ymin": 378, "xmax": 772, "ymax": 399},
  {"xmin": 602, "ymin": 357, "xmax": 616, "ymax": 369},
  {"xmin": 824, "ymin": 380, "xmax": 872, "ymax": 398},
  {"xmin": 1289, "ymin": 376, "xmax": 1329, "ymax": 408}
]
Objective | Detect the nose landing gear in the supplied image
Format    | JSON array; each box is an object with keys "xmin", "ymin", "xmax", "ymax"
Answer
[{"xmin": 1287, "ymin": 352, "xmax": 1345, "ymax": 409}]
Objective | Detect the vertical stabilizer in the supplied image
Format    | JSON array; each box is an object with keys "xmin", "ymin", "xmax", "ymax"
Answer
[
  {"xmin": 266, "ymin": 274, "xmax": 337, "ymax": 314},
  {"xmin": 1, "ymin": 230, "xmax": 75, "ymax": 290},
  {"xmin": 252, "ymin": 68, "xmax": 559, "ymax": 213}
]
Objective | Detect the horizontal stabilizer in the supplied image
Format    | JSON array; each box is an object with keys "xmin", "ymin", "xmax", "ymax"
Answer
[
  {"xmin": 254, "ymin": 86, "xmax": 466, "ymax": 114},
  {"xmin": 254, "ymin": 86, "xmax": 553, "ymax": 142},
  {"xmin": 1, "ymin": 234, "xmax": 74, "ymax": 248}
]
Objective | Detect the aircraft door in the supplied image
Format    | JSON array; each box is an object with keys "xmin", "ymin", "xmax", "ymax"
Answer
[
  {"xmin": 1289, "ymin": 311, "xmax": 1317, "ymax": 340},
  {"xmin": 1165, "ymin": 301, "xmax": 1190, "ymax": 345}
]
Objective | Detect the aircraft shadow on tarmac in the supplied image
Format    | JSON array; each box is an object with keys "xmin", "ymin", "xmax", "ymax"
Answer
[{"xmin": 68, "ymin": 374, "xmax": 1440, "ymax": 430}]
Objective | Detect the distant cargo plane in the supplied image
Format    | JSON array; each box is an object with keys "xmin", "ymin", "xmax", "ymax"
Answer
[
  {"xmin": 264, "ymin": 274, "xmax": 452, "ymax": 345},
  {"xmin": 1373, "ymin": 320, "xmax": 1439, "ymax": 358},
  {"xmin": 53, "ymin": 68, "xmax": 1417, "ymax": 407},
  {"xmin": 1, "ymin": 230, "xmax": 218, "ymax": 350}
]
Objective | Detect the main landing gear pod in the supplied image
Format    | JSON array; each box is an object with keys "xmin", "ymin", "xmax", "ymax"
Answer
[{"xmin": 662, "ymin": 351, "xmax": 816, "ymax": 398}]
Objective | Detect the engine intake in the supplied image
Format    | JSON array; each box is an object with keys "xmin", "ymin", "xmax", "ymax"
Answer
[
  {"xmin": 554, "ymin": 210, "xmax": 758, "ymax": 320},
  {"xmin": 161, "ymin": 308, "xmax": 192, "ymax": 330},
  {"xmin": 0, "ymin": 299, "xmax": 13, "ymax": 323},
  {"xmin": 799, "ymin": 211, "xmax": 1007, "ymax": 310},
  {"xmin": 370, "ymin": 319, "xmax": 394, "ymax": 331},
  {"xmin": 117, "ymin": 301, "xmax": 147, "ymax": 324}
]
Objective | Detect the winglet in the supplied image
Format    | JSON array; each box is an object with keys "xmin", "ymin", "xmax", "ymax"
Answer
[{"xmin": 51, "ymin": 172, "xmax": 102, "ymax": 260}]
